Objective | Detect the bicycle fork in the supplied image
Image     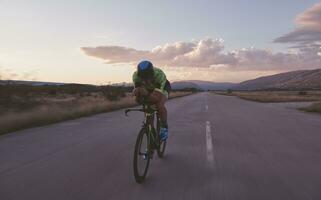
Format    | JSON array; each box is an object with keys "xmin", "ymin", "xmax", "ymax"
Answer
[{"xmin": 145, "ymin": 113, "xmax": 159, "ymax": 159}]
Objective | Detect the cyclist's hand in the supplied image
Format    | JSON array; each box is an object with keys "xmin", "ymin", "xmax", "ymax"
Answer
[
  {"xmin": 132, "ymin": 87, "xmax": 148, "ymax": 97},
  {"xmin": 132, "ymin": 88, "xmax": 139, "ymax": 96},
  {"xmin": 140, "ymin": 87, "xmax": 149, "ymax": 96}
]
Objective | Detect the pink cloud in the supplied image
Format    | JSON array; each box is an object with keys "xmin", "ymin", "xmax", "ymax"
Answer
[
  {"xmin": 81, "ymin": 38, "xmax": 321, "ymax": 71},
  {"xmin": 81, "ymin": 4, "xmax": 321, "ymax": 72},
  {"xmin": 81, "ymin": 39, "xmax": 237, "ymax": 67},
  {"xmin": 296, "ymin": 2, "xmax": 321, "ymax": 30},
  {"xmin": 274, "ymin": 2, "xmax": 321, "ymax": 46}
]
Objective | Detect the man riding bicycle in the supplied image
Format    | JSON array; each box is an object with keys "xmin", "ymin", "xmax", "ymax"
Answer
[{"xmin": 132, "ymin": 60, "xmax": 171, "ymax": 141}]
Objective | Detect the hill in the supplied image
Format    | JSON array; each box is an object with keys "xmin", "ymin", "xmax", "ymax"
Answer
[
  {"xmin": 171, "ymin": 80, "xmax": 236, "ymax": 90},
  {"xmin": 233, "ymin": 69, "xmax": 321, "ymax": 90},
  {"xmin": 0, "ymin": 80, "xmax": 65, "ymax": 86},
  {"xmin": 3, "ymin": 68, "xmax": 321, "ymax": 91}
]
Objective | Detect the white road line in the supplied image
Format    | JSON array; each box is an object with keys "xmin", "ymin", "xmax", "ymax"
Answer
[
  {"xmin": 206, "ymin": 121, "xmax": 214, "ymax": 164},
  {"xmin": 205, "ymin": 93, "xmax": 208, "ymax": 112}
]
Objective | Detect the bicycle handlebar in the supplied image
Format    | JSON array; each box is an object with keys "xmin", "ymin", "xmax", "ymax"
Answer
[
  {"xmin": 124, "ymin": 105, "xmax": 157, "ymax": 116},
  {"xmin": 124, "ymin": 108, "xmax": 143, "ymax": 116}
]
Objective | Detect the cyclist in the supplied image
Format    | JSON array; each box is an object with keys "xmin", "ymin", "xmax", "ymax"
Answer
[{"xmin": 132, "ymin": 60, "xmax": 171, "ymax": 141}]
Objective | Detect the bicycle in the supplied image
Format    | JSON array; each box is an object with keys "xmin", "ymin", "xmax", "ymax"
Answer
[{"xmin": 125, "ymin": 104, "xmax": 166, "ymax": 183}]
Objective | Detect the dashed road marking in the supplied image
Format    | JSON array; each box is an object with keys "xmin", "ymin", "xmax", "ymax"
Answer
[
  {"xmin": 206, "ymin": 121, "xmax": 214, "ymax": 164},
  {"xmin": 205, "ymin": 93, "xmax": 209, "ymax": 112}
]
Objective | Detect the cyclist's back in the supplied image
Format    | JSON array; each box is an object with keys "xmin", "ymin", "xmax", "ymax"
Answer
[{"xmin": 132, "ymin": 67, "xmax": 170, "ymax": 98}]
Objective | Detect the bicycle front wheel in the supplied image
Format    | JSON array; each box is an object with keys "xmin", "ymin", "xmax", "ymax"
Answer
[{"xmin": 133, "ymin": 127, "xmax": 150, "ymax": 183}]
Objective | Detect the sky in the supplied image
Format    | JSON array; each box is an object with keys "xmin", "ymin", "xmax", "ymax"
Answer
[{"xmin": 1, "ymin": 0, "xmax": 321, "ymax": 84}]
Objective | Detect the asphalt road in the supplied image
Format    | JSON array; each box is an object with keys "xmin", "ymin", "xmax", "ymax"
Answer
[{"xmin": 1, "ymin": 93, "xmax": 321, "ymax": 200}]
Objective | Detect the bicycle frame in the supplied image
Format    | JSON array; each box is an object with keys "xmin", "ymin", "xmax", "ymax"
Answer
[
  {"xmin": 127, "ymin": 104, "xmax": 166, "ymax": 183},
  {"xmin": 125, "ymin": 105, "xmax": 159, "ymax": 149}
]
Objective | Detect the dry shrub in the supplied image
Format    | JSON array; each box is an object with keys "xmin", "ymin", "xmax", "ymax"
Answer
[
  {"xmin": 0, "ymin": 91, "xmax": 193, "ymax": 135},
  {"xmin": 301, "ymin": 101, "xmax": 321, "ymax": 113},
  {"xmin": 0, "ymin": 96, "xmax": 136, "ymax": 135},
  {"xmin": 169, "ymin": 91, "xmax": 193, "ymax": 99},
  {"xmin": 218, "ymin": 91, "xmax": 321, "ymax": 103}
]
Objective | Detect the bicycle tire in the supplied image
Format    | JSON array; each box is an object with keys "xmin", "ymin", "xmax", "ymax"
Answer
[{"xmin": 133, "ymin": 127, "xmax": 150, "ymax": 183}]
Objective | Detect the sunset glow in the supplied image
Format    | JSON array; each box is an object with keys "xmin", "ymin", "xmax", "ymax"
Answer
[{"xmin": 1, "ymin": 0, "xmax": 321, "ymax": 84}]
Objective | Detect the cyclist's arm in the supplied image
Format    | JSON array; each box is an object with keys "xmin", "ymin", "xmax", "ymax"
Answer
[
  {"xmin": 154, "ymin": 69, "xmax": 167, "ymax": 95},
  {"xmin": 132, "ymin": 71, "xmax": 142, "ymax": 88}
]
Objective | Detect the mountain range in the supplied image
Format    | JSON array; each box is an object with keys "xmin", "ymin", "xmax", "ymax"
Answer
[
  {"xmin": 0, "ymin": 80, "xmax": 65, "ymax": 86},
  {"xmin": 171, "ymin": 69, "xmax": 321, "ymax": 90},
  {"xmin": 1, "ymin": 68, "xmax": 321, "ymax": 91},
  {"xmin": 232, "ymin": 69, "xmax": 321, "ymax": 90},
  {"xmin": 171, "ymin": 80, "xmax": 236, "ymax": 90}
]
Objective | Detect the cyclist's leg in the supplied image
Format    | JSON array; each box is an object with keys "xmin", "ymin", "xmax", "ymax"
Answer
[
  {"xmin": 147, "ymin": 90, "xmax": 169, "ymax": 141},
  {"xmin": 148, "ymin": 90, "xmax": 167, "ymax": 128},
  {"xmin": 134, "ymin": 87, "xmax": 168, "ymax": 126}
]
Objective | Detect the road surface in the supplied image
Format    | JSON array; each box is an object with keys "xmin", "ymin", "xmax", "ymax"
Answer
[{"xmin": 1, "ymin": 93, "xmax": 321, "ymax": 200}]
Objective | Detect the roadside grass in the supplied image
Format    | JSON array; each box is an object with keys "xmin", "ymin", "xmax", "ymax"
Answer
[
  {"xmin": 0, "ymin": 91, "xmax": 192, "ymax": 135},
  {"xmin": 299, "ymin": 101, "xmax": 321, "ymax": 113},
  {"xmin": 0, "ymin": 84, "xmax": 130, "ymax": 113},
  {"xmin": 214, "ymin": 90, "xmax": 321, "ymax": 114},
  {"xmin": 214, "ymin": 90, "xmax": 321, "ymax": 103}
]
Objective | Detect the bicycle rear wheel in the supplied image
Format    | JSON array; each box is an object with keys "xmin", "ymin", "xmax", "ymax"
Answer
[{"xmin": 133, "ymin": 127, "xmax": 150, "ymax": 183}]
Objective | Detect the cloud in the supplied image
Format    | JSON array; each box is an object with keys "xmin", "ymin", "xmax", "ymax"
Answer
[
  {"xmin": 165, "ymin": 67, "xmax": 279, "ymax": 83},
  {"xmin": 0, "ymin": 67, "xmax": 38, "ymax": 81},
  {"xmin": 271, "ymin": 2, "xmax": 321, "ymax": 71},
  {"xmin": 166, "ymin": 39, "xmax": 238, "ymax": 67},
  {"xmin": 81, "ymin": 39, "xmax": 238, "ymax": 68},
  {"xmin": 81, "ymin": 46, "xmax": 149, "ymax": 64},
  {"xmin": 81, "ymin": 4, "xmax": 321, "ymax": 73},
  {"xmin": 0, "ymin": 67, "xmax": 16, "ymax": 80},
  {"xmin": 81, "ymin": 37, "xmax": 321, "ymax": 71},
  {"xmin": 274, "ymin": 2, "xmax": 321, "ymax": 47},
  {"xmin": 235, "ymin": 47, "xmax": 321, "ymax": 70},
  {"xmin": 296, "ymin": 2, "xmax": 321, "ymax": 31}
]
